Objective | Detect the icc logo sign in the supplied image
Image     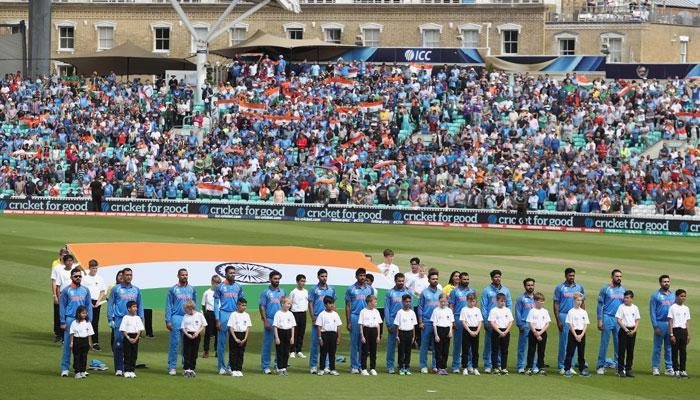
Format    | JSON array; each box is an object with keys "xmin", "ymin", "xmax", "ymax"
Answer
[{"xmin": 404, "ymin": 49, "xmax": 433, "ymax": 62}]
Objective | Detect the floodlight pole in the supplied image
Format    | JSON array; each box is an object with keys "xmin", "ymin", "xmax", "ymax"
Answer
[{"xmin": 169, "ymin": 0, "xmax": 272, "ymax": 104}]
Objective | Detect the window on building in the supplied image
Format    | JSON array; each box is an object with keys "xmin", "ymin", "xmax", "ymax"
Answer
[
  {"xmin": 58, "ymin": 26, "xmax": 74, "ymax": 51},
  {"xmin": 10, "ymin": 25, "xmax": 21, "ymax": 35},
  {"xmin": 191, "ymin": 26, "xmax": 208, "ymax": 53},
  {"xmin": 422, "ymin": 29, "xmax": 440, "ymax": 48},
  {"xmin": 324, "ymin": 28, "xmax": 341, "ymax": 44},
  {"xmin": 55, "ymin": 62, "xmax": 75, "ymax": 76},
  {"xmin": 502, "ymin": 30, "xmax": 518, "ymax": 54},
  {"xmin": 461, "ymin": 29, "xmax": 479, "ymax": 48},
  {"xmin": 559, "ymin": 38, "xmax": 575, "ymax": 55},
  {"xmin": 602, "ymin": 36, "xmax": 622, "ymax": 63},
  {"xmin": 680, "ymin": 39, "xmax": 688, "ymax": 63},
  {"xmin": 97, "ymin": 26, "xmax": 114, "ymax": 50},
  {"xmin": 230, "ymin": 27, "xmax": 246, "ymax": 46},
  {"xmin": 287, "ymin": 28, "xmax": 303, "ymax": 40},
  {"xmin": 154, "ymin": 27, "xmax": 170, "ymax": 51},
  {"xmin": 362, "ymin": 28, "xmax": 380, "ymax": 47}
]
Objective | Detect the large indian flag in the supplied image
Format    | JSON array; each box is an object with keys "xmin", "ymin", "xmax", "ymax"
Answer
[{"xmin": 69, "ymin": 243, "xmax": 390, "ymax": 308}]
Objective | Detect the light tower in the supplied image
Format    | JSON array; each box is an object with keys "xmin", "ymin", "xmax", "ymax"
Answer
[{"xmin": 169, "ymin": 0, "xmax": 301, "ymax": 102}]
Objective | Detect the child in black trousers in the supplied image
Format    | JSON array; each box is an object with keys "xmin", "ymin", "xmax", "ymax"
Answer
[
  {"xmin": 487, "ymin": 293, "xmax": 514, "ymax": 375},
  {"xmin": 69, "ymin": 305, "xmax": 94, "ymax": 379},
  {"xmin": 119, "ymin": 301, "xmax": 145, "ymax": 379},
  {"xmin": 316, "ymin": 296, "xmax": 342, "ymax": 376},
  {"xmin": 181, "ymin": 301, "xmax": 207, "ymax": 377},
  {"xmin": 227, "ymin": 298, "xmax": 252, "ymax": 376},
  {"xmin": 669, "ymin": 289, "xmax": 691, "ymax": 378}
]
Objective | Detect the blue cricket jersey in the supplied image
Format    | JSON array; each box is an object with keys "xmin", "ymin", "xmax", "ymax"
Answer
[
  {"xmin": 345, "ymin": 283, "xmax": 373, "ymax": 317},
  {"xmin": 107, "ymin": 283, "xmax": 144, "ymax": 321},
  {"xmin": 448, "ymin": 286, "xmax": 476, "ymax": 317},
  {"xmin": 214, "ymin": 281, "xmax": 244, "ymax": 320},
  {"xmin": 649, "ymin": 289, "xmax": 675, "ymax": 328},
  {"xmin": 59, "ymin": 284, "xmax": 93, "ymax": 324},
  {"xmin": 418, "ymin": 286, "xmax": 442, "ymax": 322},
  {"xmin": 480, "ymin": 284, "xmax": 512, "ymax": 320},
  {"xmin": 597, "ymin": 284, "xmax": 626, "ymax": 320},
  {"xmin": 553, "ymin": 281, "xmax": 585, "ymax": 315},
  {"xmin": 309, "ymin": 284, "xmax": 337, "ymax": 317},
  {"xmin": 260, "ymin": 286, "xmax": 286, "ymax": 320},
  {"xmin": 515, "ymin": 293, "xmax": 536, "ymax": 328},
  {"xmin": 385, "ymin": 287, "xmax": 412, "ymax": 325},
  {"xmin": 165, "ymin": 284, "xmax": 198, "ymax": 324}
]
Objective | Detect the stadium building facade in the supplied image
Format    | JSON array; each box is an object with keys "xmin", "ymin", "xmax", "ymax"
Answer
[{"xmin": 0, "ymin": 0, "xmax": 699, "ymax": 73}]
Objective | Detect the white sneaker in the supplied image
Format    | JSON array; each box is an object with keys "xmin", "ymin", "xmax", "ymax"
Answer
[
  {"xmin": 219, "ymin": 368, "xmax": 228, "ymax": 375},
  {"xmin": 370, "ymin": 369, "xmax": 377, "ymax": 376},
  {"xmin": 297, "ymin": 352, "xmax": 306, "ymax": 358},
  {"xmin": 652, "ymin": 368, "xmax": 660, "ymax": 376},
  {"xmin": 324, "ymin": 368, "xmax": 331, "ymax": 374},
  {"xmin": 263, "ymin": 368, "xmax": 272, "ymax": 375},
  {"xmin": 317, "ymin": 370, "xmax": 325, "ymax": 376},
  {"xmin": 453, "ymin": 369, "xmax": 461, "ymax": 374},
  {"xmin": 330, "ymin": 370, "xmax": 340, "ymax": 376},
  {"xmin": 361, "ymin": 369, "xmax": 370, "ymax": 376},
  {"xmin": 115, "ymin": 370, "xmax": 123, "ymax": 377},
  {"xmin": 665, "ymin": 368, "xmax": 675, "ymax": 376},
  {"xmin": 75, "ymin": 373, "xmax": 83, "ymax": 379},
  {"xmin": 483, "ymin": 368, "xmax": 492, "ymax": 374},
  {"xmin": 462, "ymin": 369, "xmax": 469, "ymax": 375},
  {"xmin": 680, "ymin": 371, "xmax": 689, "ymax": 378},
  {"xmin": 421, "ymin": 367, "xmax": 429, "ymax": 374},
  {"xmin": 169, "ymin": 369, "xmax": 176, "ymax": 376},
  {"xmin": 596, "ymin": 367, "xmax": 605, "ymax": 375},
  {"xmin": 518, "ymin": 368, "xmax": 525, "ymax": 374},
  {"xmin": 559, "ymin": 368, "xmax": 566, "ymax": 375},
  {"xmin": 290, "ymin": 352, "xmax": 296, "ymax": 358},
  {"xmin": 467, "ymin": 368, "xmax": 474, "ymax": 374},
  {"xmin": 310, "ymin": 368, "xmax": 318, "ymax": 374},
  {"xmin": 238, "ymin": 371, "xmax": 244, "ymax": 377},
  {"xmin": 61, "ymin": 370, "xmax": 69, "ymax": 377},
  {"xmin": 351, "ymin": 368, "xmax": 360, "ymax": 374},
  {"xmin": 472, "ymin": 369, "xmax": 480, "ymax": 376},
  {"xmin": 131, "ymin": 372, "xmax": 137, "ymax": 378}
]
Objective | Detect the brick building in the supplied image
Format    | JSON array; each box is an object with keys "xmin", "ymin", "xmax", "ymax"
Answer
[{"xmin": 0, "ymin": 0, "xmax": 698, "ymax": 74}]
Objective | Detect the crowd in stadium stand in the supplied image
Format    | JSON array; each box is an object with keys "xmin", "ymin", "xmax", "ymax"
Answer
[{"xmin": 0, "ymin": 56, "xmax": 699, "ymax": 215}]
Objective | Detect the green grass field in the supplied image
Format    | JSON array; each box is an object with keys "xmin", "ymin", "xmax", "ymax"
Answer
[{"xmin": 1, "ymin": 214, "xmax": 698, "ymax": 400}]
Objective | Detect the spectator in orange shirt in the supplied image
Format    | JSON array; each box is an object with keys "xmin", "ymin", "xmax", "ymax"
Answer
[{"xmin": 682, "ymin": 193, "xmax": 696, "ymax": 216}]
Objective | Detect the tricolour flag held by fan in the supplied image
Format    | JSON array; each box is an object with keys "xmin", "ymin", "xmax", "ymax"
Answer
[
  {"xmin": 238, "ymin": 101, "xmax": 267, "ymax": 113},
  {"xmin": 336, "ymin": 106, "xmax": 359, "ymax": 116},
  {"xmin": 359, "ymin": 100, "xmax": 383, "ymax": 112},
  {"xmin": 326, "ymin": 77, "xmax": 356, "ymax": 89},
  {"xmin": 409, "ymin": 63, "xmax": 433, "ymax": 75},
  {"xmin": 334, "ymin": 66, "xmax": 359, "ymax": 78},
  {"xmin": 617, "ymin": 85, "xmax": 635, "ymax": 98},
  {"xmin": 574, "ymin": 75, "xmax": 593, "ymax": 89},
  {"xmin": 197, "ymin": 183, "xmax": 225, "ymax": 197}
]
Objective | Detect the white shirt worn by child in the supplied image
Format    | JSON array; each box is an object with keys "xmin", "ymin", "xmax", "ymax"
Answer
[
  {"xmin": 565, "ymin": 308, "xmax": 590, "ymax": 331},
  {"xmin": 615, "ymin": 304, "xmax": 640, "ymax": 328},
  {"xmin": 394, "ymin": 308, "xmax": 418, "ymax": 331},
  {"xmin": 526, "ymin": 307, "xmax": 551, "ymax": 330},
  {"xmin": 460, "ymin": 306, "xmax": 483, "ymax": 328},
  {"xmin": 289, "ymin": 288, "xmax": 309, "ymax": 312},
  {"xmin": 181, "ymin": 311, "xmax": 208, "ymax": 333},
  {"xmin": 359, "ymin": 308, "xmax": 383, "ymax": 328},
  {"xmin": 120, "ymin": 315, "xmax": 145, "ymax": 334},
  {"xmin": 377, "ymin": 263, "xmax": 399, "ymax": 280},
  {"xmin": 273, "ymin": 310, "xmax": 297, "ymax": 330},
  {"xmin": 316, "ymin": 310, "xmax": 343, "ymax": 332},
  {"xmin": 488, "ymin": 306, "xmax": 514, "ymax": 329},
  {"xmin": 430, "ymin": 306, "xmax": 455, "ymax": 327},
  {"xmin": 227, "ymin": 311, "xmax": 252, "ymax": 332},
  {"xmin": 70, "ymin": 320, "xmax": 95, "ymax": 338},
  {"xmin": 668, "ymin": 304, "xmax": 691, "ymax": 328}
]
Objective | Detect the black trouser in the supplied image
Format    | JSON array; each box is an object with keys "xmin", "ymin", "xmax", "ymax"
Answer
[
  {"xmin": 564, "ymin": 330, "xmax": 586, "ymax": 372},
  {"xmin": 291, "ymin": 311, "xmax": 306, "ymax": 353},
  {"xmin": 144, "ymin": 309, "xmax": 154, "ymax": 337},
  {"xmin": 377, "ymin": 308, "xmax": 384, "ymax": 337},
  {"xmin": 491, "ymin": 328, "xmax": 510, "ymax": 369},
  {"xmin": 203, "ymin": 310, "xmax": 217, "ymax": 352},
  {"xmin": 617, "ymin": 328, "xmax": 636, "ymax": 373},
  {"xmin": 92, "ymin": 196, "xmax": 102, "ymax": 212},
  {"xmin": 183, "ymin": 332, "xmax": 200, "ymax": 371},
  {"xmin": 123, "ymin": 333, "xmax": 139, "ymax": 373},
  {"xmin": 672, "ymin": 327, "xmax": 688, "ymax": 372},
  {"xmin": 72, "ymin": 336, "xmax": 90, "ymax": 373},
  {"xmin": 462, "ymin": 327, "xmax": 479, "ymax": 369},
  {"xmin": 276, "ymin": 328, "xmax": 292, "ymax": 369},
  {"xmin": 53, "ymin": 303, "xmax": 63, "ymax": 338},
  {"xmin": 229, "ymin": 331, "xmax": 246, "ymax": 372},
  {"xmin": 527, "ymin": 330, "xmax": 547, "ymax": 370},
  {"xmin": 361, "ymin": 326, "xmax": 379, "ymax": 370},
  {"xmin": 435, "ymin": 326, "xmax": 451, "ymax": 370},
  {"xmin": 397, "ymin": 329, "xmax": 413, "ymax": 370},
  {"xmin": 91, "ymin": 301, "xmax": 101, "ymax": 344},
  {"xmin": 320, "ymin": 331, "xmax": 337, "ymax": 371}
]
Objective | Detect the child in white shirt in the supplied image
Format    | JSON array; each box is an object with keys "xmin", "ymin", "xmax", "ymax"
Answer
[
  {"xmin": 488, "ymin": 293, "xmax": 514, "ymax": 375},
  {"xmin": 431, "ymin": 293, "xmax": 454, "ymax": 375},
  {"xmin": 459, "ymin": 293, "xmax": 482, "ymax": 375},
  {"xmin": 525, "ymin": 292, "xmax": 551, "ymax": 375},
  {"xmin": 227, "ymin": 298, "xmax": 252, "ymax": 376},
  {"xmin": 668, "ymin": 289, "xmax": 691, "ymax": 378},
  {"xmin": 70, "ymin": 305, "xmax": 94, "ymax": 379},
  {"xmin": 180, "ymin": 301, "xmax": 207, "ymax": 377},
  {"xmin": 394, "ymin": 294, "xmax": 417, "ymax": 375},
  {"xmin": 119, "ymin": 301, "xmax": 145, "ymax": 379},
  {"xmin": 289, "ymin": 274, "xmax": 309, "ymax": 359},
  {"xmin": 359, "ymin": 295, "xmax": 383, "ymax": 375},
  {"xmin": 273, "ymin": 297, "xmax": 296, "ymax": 375},
  {"xmin": 615, "ymin": 290, "xmax": 640, "ymax": 377},
  {"xmin": 563, "ymin": 292, "xmax": 592, "ymax": 377},
  {"xmin": 316, "ymin": 296, "xmax": 342, "ymax": 376}
]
